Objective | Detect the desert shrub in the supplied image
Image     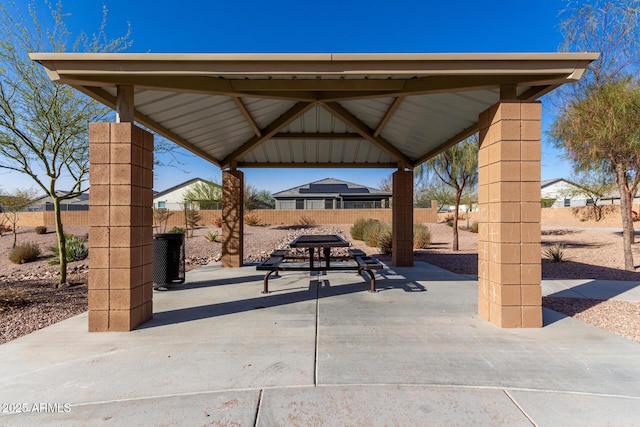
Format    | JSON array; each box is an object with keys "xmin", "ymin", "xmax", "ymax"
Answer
[
  {"xmin": 168, "ymin": 226, "xmax": 186, "ymax": 234},
  {"xmin": 378, "ymin": 228, "xmax": 393, "ymax": 254},
  {"xmin": 204, "ymin": 231, "xmax": 219, "ymax": 243},
  {"xmin": 351, "ymin": 218, "xmax": 369, "ymax": 240},
  {"xmin": 49, "ymin": 234, "xmax": 89, "ymax": 264},
  {"xmin": 34, "ymin": 226, "xmax": 47, "ymax": 235},
  {"xmin": 0, "ymin": 287, "xmax": 31, "ymax": 312},
  {"xmin": 469, "ymin": 222, "xmax": 479, "ymax": 233},
  {"xmin": 446, "ymin": 220, "xmax": 453, "ymax": 227},
  {"xmin": 413, "ymin": 223, "xmax": 431, "ymax": 249},
  {"xmin": 363, "ymin": 221, "xmax": 391, "ymax": 248},
  {"xmin": 244, "ymin": 213, "xmax": 261, "ymax": 226},
  {"xmin": 544, "ymin": 243, "xmax": 567, "ymax": 262},
  {"xmin": 9, "ymin": 242, "xmax": 41, "ymax": 264},
  {"xmin": 351, "ymin": 218, "xmax": 379, "ymax": 241}
]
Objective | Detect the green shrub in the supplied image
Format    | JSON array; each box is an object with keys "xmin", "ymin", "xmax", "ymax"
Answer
[
  {"xmin": 363, "ymin": 221, "xmax": 389, "ymax": 248},
  {"xmin": 351, "ymin": 218, "xmax": 374, "ymax": 241},
  {"xmin": 469, "ymin": 222, "xmax": 479, "ymax": 233},
  {"xmin": 413, "ymin": 223, "xmax": 431, "ymax": 249},
  {"xmin": 48, "ymin": 234, "xmax": 89, "ymax": 264},
  {"xmin": 446, "ymin": 220, "xmax": 453, "ymax": 227},
  {"xmin": 168, "ymin": 226, "xmax": 186, "ymax": 234},
  {"xmin": 34, "ymin": 226, "xmax": 47, "ymax": 235},
  {"xmin": 9, "ymin": 242, "xmax": 41, "ymax": 264},
  {"xmin": 204, "ymin": 231, "xmax": 219, "ymax": 243},
  {"xmin": 378, "ymin": 228, "xmax": 393, "ymax": 255}
]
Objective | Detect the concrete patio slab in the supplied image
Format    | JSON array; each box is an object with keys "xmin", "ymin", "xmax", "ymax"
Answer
[{"xmin": 1, "ymin": 261, "xmax": 639, "ymax": 426}]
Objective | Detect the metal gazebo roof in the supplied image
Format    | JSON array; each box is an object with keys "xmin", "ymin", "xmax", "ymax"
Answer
[{"xmin": 30, "ymin": 52, "xmax": 598, "ymax": 169}]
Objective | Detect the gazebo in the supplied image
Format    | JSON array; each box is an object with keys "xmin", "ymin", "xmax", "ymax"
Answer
[{"xmin": 31, "ymin": 52, "xmax": 596, "ymax": 331}]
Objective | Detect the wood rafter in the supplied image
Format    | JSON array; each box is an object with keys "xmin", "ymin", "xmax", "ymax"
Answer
[
  {"xmin": 414, "ymin": 123, "xmax": 478, "ymax": 166},
  {"xmin": 220, "ymin": 102, "xmax": 315, "ymax": 168},
  {"xmin": 320, "ymin": 102, "xmax": 413, "ymax": 166},
  {"xmin": 79, "ymin": 86, "xmax": 221, "ymax": 166},
  {"xmin": 233, "ymin": 97, "xmax": 261, "ymax": 137},
  {"xmin": 374, "ymin": 97, "xmax": 404, "ymax": 137},
  {"xmin": 63, "ymin": 75, "xmax": 316, "ymax": 101},
  {"xmin": 518, "ymin": 84, "xmax": 558, "ymax": 101}
]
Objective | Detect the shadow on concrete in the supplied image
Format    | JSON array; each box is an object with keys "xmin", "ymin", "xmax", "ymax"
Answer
[
  {"xmin": 140, "ymin": 274, "xmax": 426, "ymax": 329},
  {"xmin": 164, "ymin": 275, "xmax": 267, "ymax": 290}
]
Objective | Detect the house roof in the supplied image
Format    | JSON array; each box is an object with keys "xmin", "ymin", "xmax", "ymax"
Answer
[
  {"xmin": 541, "ymin": 178, "xmax": 580, "ymax": 189},
  {"xmin": 273, "ymin": 177, "xmax": 390, "ymax": 198},
  {"xmin": 153, "ymin": 177, "xmax": 220, "ymax": 199},
  {"xmin": 31, "ymin": 52, "xmax": 597, "ymax": 170}
]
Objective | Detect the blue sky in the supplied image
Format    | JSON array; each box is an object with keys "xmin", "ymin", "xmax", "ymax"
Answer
[{"xmin": 4, "ymin": 0, "xmax": 574, "ymax": 194}]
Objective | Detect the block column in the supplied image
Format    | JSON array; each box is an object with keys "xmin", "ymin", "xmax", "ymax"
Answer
[
  {"xmin": 88, "ymin": 123, "xmax": 154, "ymax": 332},
  {"xmin": 222, "ymin": 170, "xmax": 244, "ymax": 267},
  {"xmin": 477, "ymin": 101, "xmax": 542, "ymax": 328},
  {"xmin": 392, "ymin": 169, "xmax": 414, "ymax": 267}
]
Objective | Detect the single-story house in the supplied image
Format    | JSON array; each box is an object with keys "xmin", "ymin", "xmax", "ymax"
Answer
[
  {"xmin": 273, "ymin": 178, "xmax": 391, "ymax": 210},
  {"xmin": 541, "ymin": 178, "xmax": 590, "ymax": 207},
  {"xmin": 22, "ymin": 191, "xmax": 90, "ymax": 212},
  {"xmin": 153, "ymin": 177, "xmax": 221, "ymax": 210}
]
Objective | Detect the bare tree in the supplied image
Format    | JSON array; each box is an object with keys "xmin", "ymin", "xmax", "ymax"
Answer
[
  {"xmin": 0, "ymin": 188, "xmax": 38, "ymax": 247},
  {"xmin": 0, "ymin": 2, "xmax": 131, "ymax": 286}
]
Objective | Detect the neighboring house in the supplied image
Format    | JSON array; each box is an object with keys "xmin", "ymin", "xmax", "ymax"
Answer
[
  {"xmin": 153, "ymin": 178, "xmax": 221, "ymax": 210},
  {"xmin": 24, "ymin": 192, "xmax": 90, "ymax": 212},
  {"xmin": 541, "ymin": 178, "xmax": 590, "ymax": 208},
  {"xmin": 273, "ymin": 178, "xmax": 391, "ymax": 210}
]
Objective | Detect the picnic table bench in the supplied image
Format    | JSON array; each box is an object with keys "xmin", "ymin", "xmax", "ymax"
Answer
[{"xmin": 256, "ymin": 235, "xmax": 383, "ymax": 294}]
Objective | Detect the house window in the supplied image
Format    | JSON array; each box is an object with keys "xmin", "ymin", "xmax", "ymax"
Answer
[
  {"xmin": 325, "ymin": 199, "xmax": 333, "ymax": 209},
  {"xmin": 586, "ymin": 199, "xmax": 594, "ymax": 206},
  {"xmin": 564, "ymin": 199, "xmax": 571, "ymax": 207},
  {"xmin": 296, "ymin": 199, "xmax": 304, "ymax": 210},
  {"xmin": 157, "ymin": 201, "xmax": 166, "ymax": 209}
]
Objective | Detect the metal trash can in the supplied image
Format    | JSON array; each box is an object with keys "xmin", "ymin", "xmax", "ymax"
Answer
[{"xmin": 153, "ymin": 233, "xmax": 185, "ymax": 289}]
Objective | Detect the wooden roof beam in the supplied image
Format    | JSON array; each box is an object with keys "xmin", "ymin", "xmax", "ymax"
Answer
[
  {"xmin": 233, "ymin": 97, "xmax": 261, "ymax": 137},
  {"xmin": 79, "ymin": 86, "xmax": 221, "ymax": 166},
  {"xmin": 320, "ymin": 101, "xmax": 413, "ymax": 166},
  {"xmin": 221, "ymin": 102, "xmax": 316, "ymax": 168}
]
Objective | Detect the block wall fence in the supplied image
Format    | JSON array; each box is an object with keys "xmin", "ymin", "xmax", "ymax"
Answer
[
  {"xmin": 14, "ymin": 205, "xmax": 640, "ymax": 230},
  {"xmin": 15, "ymin": 206, "xmax": 439, "ymax": 228}
]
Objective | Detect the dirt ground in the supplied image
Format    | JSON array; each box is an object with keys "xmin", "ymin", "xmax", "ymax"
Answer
[{"xmin": 1, "ymin": 221, "xmax": 639, "ymax": 344}]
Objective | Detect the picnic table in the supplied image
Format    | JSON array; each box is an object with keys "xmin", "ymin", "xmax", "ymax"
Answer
[
  {"xmin": 289, "ymin": 234, "xmax": 350, "ymax": 269},
  {"xmin": 256, "ymin": 234, "xmax": 383, "ymax": 294}
]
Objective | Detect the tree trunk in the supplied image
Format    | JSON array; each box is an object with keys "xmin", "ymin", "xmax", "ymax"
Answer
[
  {"xmin": 452, "ymin": 189, "xmax": 462, "ymax": 251},
  {"xmin": 53, "ymin": 197, "xmax": 67, "ymax": 286},
  {"xmin": 615, "ymin": 165, "xmax": 635, "ymax": 271}
]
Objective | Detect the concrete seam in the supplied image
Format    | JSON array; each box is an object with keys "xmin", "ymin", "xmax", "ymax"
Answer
[
  {"xmin": 253, "ymin": 389, "xmax": 264, "ymax": 427},
  {"xmin": 314, "ymin": 278, "xmax": 321, "ymax": 387},
  {"xmin": 503, "ymin": 389, "xmax": 537, "ymax": 426}
]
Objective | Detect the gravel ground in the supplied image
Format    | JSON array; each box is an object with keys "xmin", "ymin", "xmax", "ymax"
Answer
[{"xmin": 1, "ymin": 222, "xmax": 639, "ymax": 344}]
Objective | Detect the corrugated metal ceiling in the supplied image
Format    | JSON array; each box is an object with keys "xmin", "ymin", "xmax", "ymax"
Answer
[{"xmin": 33, "ymin": 53, "xmax": 598, "ymax": 170}]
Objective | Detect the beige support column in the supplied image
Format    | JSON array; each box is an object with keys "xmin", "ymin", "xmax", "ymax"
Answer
[
  {"xmin": 222, "ymin": 170, "xmax": 244, "ymax": 267},
  {"xmin": 88, "ymin": 123, "xmax": 154, "ymax": 332},
  {"xmin": 392, "ymin": 169, "xmax": 414, "ymax": 267},
  {"xmin": 477, "ymin": 101, "xmax": 542, "ymax": 328}
]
